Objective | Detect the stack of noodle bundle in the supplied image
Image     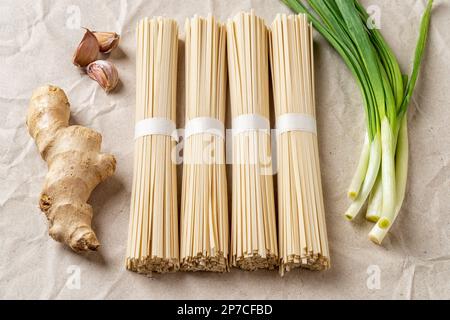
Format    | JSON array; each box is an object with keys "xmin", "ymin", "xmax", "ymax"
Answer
[
  {"xmin": 180, "ymin": 15, "xmax": 229, "ymax": 272},
  {"xmin": 126, "ymin": 17, "xmax": 179, "ymax": 274},
  {"xmin": 227, "ymin": 11, "xmax": 278, "ymax": 271},
  {"xmin": 270, "ymin": 14, "xmax": 330, "ymax": 274}
]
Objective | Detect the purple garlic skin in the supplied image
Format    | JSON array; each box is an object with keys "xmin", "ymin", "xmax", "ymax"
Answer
[
  {"xmin": 86, "ymin": 60, "xmax": 119, "ymax": 93},
  {"xmin": 93, "ymin": 32, "xmax": 120, "ymax": 53},
  {"xmin": 73, "ymin": 29, "xmax": 99, "ymax": 67}
]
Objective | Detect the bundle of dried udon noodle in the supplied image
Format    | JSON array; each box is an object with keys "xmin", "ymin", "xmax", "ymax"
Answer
[
  {"xmin": 126, "ymin": 17, "xmax": 179, "ymax": 274},
  {"xmin": 227, "ymin": 11, "xmax": 278, "ymax": 271},
  {"xmin": 180, "ymin": 15, "xmax": 229, "ymax": 272},
  {"xmin": 270, "ymin": 14, "xmax": 330, "ymax": 275}
]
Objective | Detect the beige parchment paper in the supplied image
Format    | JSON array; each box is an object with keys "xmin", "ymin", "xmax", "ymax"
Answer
[{"xmin": 0, "ymin": 0, "xmax": 449, "ymax": 300}]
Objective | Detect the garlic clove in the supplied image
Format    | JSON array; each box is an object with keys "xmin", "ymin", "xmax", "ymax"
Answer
[
  {"xmin": 93, "ymin": 32, "xmax": 120, "ymax": 53},
  {"xmin": 86, "ymin": 60, "xmax": 119, "ymax": 93},
  {"xmin": 73, "ymin": 28, "xmax": 99, "ymax": 67}
]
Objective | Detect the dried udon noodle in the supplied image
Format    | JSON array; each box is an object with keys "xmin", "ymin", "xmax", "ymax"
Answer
[
  {"xmin": 227, "ymin": 11, "xmax": 279, "ymax": 271},
  {"xmin": 270, "ymin": 14, "xmax": 330, "ymax": 274},
  {"xmin": 126, "ymin": 17, "xmax": 179, "ymax": 274},
  {"xmin": 180, "ymin": 15, "xmax": 229, "ymax": 272}
]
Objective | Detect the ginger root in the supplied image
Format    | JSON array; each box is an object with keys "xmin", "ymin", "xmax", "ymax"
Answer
[{"xmin": 27, "ymin": 85, "xmax": 116, "ymax": 252}]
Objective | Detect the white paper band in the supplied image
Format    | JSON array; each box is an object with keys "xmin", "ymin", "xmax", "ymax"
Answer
[
  {"xmin": 184, "ymin": 117, "xmax": 225, "ymax": 140},
  {"xmin": 134, "ymin": 118, "xmax": 178, "ymax": 141},
  {"xmin": 276, "ymin": 113, "xmax": 317, "ymax": 136},
  {"xmin": 232, "ymin": 114, "xmax": 270, "ymax": 136}
]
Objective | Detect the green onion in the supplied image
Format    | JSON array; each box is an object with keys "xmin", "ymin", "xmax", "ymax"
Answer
[
  {"xmin": 366, "ymin": 173, "xmax": 382, "ymax": 223},
  {"xmin": 281, "ymin": 0, "xmax": 433, "ymax": 244}
]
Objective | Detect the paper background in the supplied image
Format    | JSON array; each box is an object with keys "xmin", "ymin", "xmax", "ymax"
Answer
[{"xmin": 1, "ymin": 0, "xmax": 449, "ymax": 300}]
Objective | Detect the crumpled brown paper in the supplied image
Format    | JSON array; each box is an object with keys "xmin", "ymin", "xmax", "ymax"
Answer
[{"xmin": 0, "ymin": 0, "xmax": 449, "ymax": 300}]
